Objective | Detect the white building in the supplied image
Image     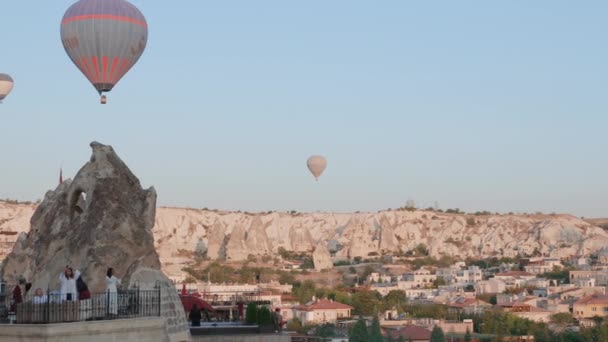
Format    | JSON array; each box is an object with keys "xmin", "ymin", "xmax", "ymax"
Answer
[
  {"xmin": 260, "ymin": 280, "xmax": 293, "ymax": 294},
  {"xmin": 398, "ymin": 268, "xmax": 437, "ymax": 289},
  {"xmin": 454, "ymin": 266, "xmax": 483, "ymax": 285},
  {"xmin": 524, "ymin": 257, "xmax": 563, "ymax": 275},
  {"xmin": 493, "ymin": 271, "xmax": 536, "ymax": 289},
  {"xmin": 293, "ymin": 299, "xmax": 353, "ymax": 325},
  {"xmin": 475, "ymin": 278, "xmax": 507, "ymax": 294},
  {"xmin": 367, "ymin": 272, "xmax": 392, "ymax": 284},
  {"xmin": 437, "ymin": 265, "xmax": 483, "ymax": 287},
  {"xmin": 371, "ymin": 283, "xmax": 400, "ymax": 297}
]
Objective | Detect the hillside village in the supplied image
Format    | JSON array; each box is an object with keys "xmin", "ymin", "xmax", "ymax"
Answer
[
  {"xmin": 171, "ymin": 251, "xmax": 608, "ymax": 341},
  {"xmin": 3, "ymin": 200, "xmax": 608, "ymax": 340}
]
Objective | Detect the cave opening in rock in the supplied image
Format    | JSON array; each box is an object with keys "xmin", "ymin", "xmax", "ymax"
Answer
[{"xmin": 70, "ymin": 188, "xmax": 87, "ymax": 218}]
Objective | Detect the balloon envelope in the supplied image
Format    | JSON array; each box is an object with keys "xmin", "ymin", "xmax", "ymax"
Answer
[
  {"xmin": 0, "ymin": 74, "xmax": 14, "ymax": 102},
  {"xmin": 307, "ymin": 155, "xmax": 327, "ymax": 181},
  {"xmin": 60, "ymin": 0, "xmax": 148, "ymax": 97}
]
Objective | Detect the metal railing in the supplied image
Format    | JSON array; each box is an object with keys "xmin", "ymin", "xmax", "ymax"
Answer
[
  {"xmin": 0, "ymin": 288, "xmax": 161, "ymax": 324},
  {"xmin": 196, "ymin": 290, "xmax": 271, "ymax": 307}
]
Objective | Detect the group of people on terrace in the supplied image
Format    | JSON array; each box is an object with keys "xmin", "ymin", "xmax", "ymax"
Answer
[{"xmin": 11, "ymin": 266, "xmax": 122, "ymax": 316}]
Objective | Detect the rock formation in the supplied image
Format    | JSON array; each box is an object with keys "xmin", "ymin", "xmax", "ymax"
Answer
[
  {"xmin": 2, "ymin": 198, "xmax": 608, "ymax": 282},
  {"xmin": 0, "ymin": 142, "xmax": 189, "ymax": 342},
  {"xmin": 313, "ymin": 244, "xmax": 333, "ymax": 271}
]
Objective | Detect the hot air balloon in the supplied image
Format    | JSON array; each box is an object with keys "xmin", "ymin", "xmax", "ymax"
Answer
[
  {"xmin": 0, "ymin": 74, "xmax": 14, "ymax": 103},
  {"xmin": 307, "ymin": 155, "xmax": 327, "ymax": 181},
  {"xmin": 60, "ymin": 0, "xmax": 148, "ymax": 104}
]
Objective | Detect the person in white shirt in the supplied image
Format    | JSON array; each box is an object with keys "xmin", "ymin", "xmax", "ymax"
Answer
[
  {"xmin": 59, "ymin": 266, "xmax": 80, "ymax": 302},
  {"xmin": 106, "ymin": 268, "xmax": 122, "ymax": 316}
]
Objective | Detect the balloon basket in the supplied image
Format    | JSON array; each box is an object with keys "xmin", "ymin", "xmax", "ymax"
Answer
[{"xmin": 100, "ymin": 95, "xmax": 107, "ymax": 104}]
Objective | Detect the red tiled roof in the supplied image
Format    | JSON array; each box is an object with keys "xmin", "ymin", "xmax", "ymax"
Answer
[
  {"xmin": 296, "ymin": 299, "xmax": 353, "ymax": 312},
  {"xmin": 384, "ymin": 325, "xmax": 432, "ymax": 341},
  {"xmin": 575, "ymin": 295, "xmax": 608, "ymax": 306},
  {"xmin": 448, "ymin": 298, "xmax": 491, "ymax": 308},
  {"xmin": 281, "ymin": 294, "xmax": 297, "ymax": 302},
  {"xmin": 512, "ymin": 303, "xmax": 531, "ymax": 307},
  {"xmin": 495, "ymin": 271, "xmax": 534, "ymax": 277}
]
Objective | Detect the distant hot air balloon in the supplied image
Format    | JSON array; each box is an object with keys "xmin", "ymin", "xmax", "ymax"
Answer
[
  {"xmin": 307, "ymin": 155, "xmax": 327, "ymax": 181},
  {"xmin": 0, "ymin": 74, "xmax": 14, "ymax": 103},
  {"xmin": 60, "ymin": 0, "xmax": 148, "ymax": 104}
]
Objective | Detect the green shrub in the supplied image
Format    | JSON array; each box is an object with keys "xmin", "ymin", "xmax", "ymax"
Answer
[
  {"xmin": 245, "ymin": 303, "xmax": 258, "ymax": 324},
  {"xmin": 287, "ymin": 317, "xmax": 303, "ymax": 332},
  {"xmin": 257, "ymin": 306, "xmax": 272, "ymax": 325}
]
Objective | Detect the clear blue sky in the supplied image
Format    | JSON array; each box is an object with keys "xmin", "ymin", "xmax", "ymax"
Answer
[{"xmin": 1, "ymin": 1, "xmax": 607, "ymax": 217}]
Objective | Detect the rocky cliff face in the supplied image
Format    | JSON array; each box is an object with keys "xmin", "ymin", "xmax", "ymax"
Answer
[
  {"xmin": 1, "ymin": 142, "xmax": 160, "ymax": 292},
  {"xmin": 157, "ymin": 210, "xmax": 608, "ymax": 262},
  {"xmin": 313, "ymin": 244, "xmax": 333, "ymax": 271},
  {"xmin": 2, "ymin": 197, "xmax": 608, "ymax": 280},
  {"xmin": 0, "ymin": 142, "xmax": 189, "ymax": 341}
]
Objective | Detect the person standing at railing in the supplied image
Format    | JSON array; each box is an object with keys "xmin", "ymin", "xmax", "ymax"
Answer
[
  {"xmin": 32, "ymin": 288, "xmax": 48, "ymax": 304},
  {"xmin": 272, "ymin": 308, "xmax": 284, "ymax": 333},
  {"xmin": 11, "ymin": 277, "xmax": 27, "ymax": 312},
  {"xmin": 105, "ymin": 268, "xmax": 121, "ymax": 317},
  {"xmin": 189, "ymin": 304, "xmax": 202, "ymax": 327},
  {"xmin": 59, "ymin": 266, "xmax": 80, "ymax": 302},
  {"xmin": 77, "ymin": 276, "xmax": 92, "ymax": 321}
]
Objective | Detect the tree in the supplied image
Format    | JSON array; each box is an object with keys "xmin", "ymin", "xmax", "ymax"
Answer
[
  {"xmin": 369, "ymin": 316, "xmax": 383, "ymax": 342},
  {"xmin": 464, "ymin": 328, "xmax": 472, "ymax": 342},
  {"xmin": 550, "ymin": 312, "xmax": 575, "ymax": 327},
  {"xmin": 287, "ymin": 317, "xmax": 302, "ymax": 332},
  {"xmin": 317, "ymin": 323, "xmax": 337, "ymax": 338},
  {"xmin": 245, "ymin": 303, "xmax": 257, "ymax": 324},
  {"xmin": 278, "ymin": 271, "xmax": 295, "ymax": 285},
  {"xmin": 301, "ymin": 257, "xmax": 314, "ymax": 269},
  {"xmin": 430, "ymin": 325, "xmax": 445, "ymax": 342},
  {"xmin": 349, "ymin": 318, "xmax": 369, "ymax": 342},
  {"xmin": 414, "ymin": 243, "xmax": 429, "ymax": 256},
  {"xmin": 433, "ymin": 277, "xmax": 447, "ymax": 287},
  {"xmin": 257, "ymin": 306, "xmax": 272, "ymax": 326},
  {"xmin": 352, "ymin": 291, "xmax": 382, "ymax": 316},
  {"xmin": 383, "ymin": 290, "xmax": 407, "ymax": 311},
  {"xmin": 362, "ymin": 265, "xmax": 376, "ymax": 282},
  {"xmin": 293, "ymin": 280, "xmax": 316, "ymax": 304},
  {"xmin": 405, "ymin": 200, "xmax": 416, "ymax": 211}
]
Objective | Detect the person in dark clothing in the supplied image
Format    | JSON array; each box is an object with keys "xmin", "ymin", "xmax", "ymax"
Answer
[
  {"xmin": 11, "ymin": 277, "xmax": 26, "ymax": 312},
  {"xmin": 76, "ymin": 276, "xmax": 91, "ymax": 300},
  {"xmin": 189, "ymin": 304, "xmax": 202, "ymax": 327},
  {"xmin": 203, "ymin": 307, "xmax": 211, "ymax": 322},
  {"xmin": 77, "ymin": 276, "xmax": 92, "ymax": 320},
  {"xmin": 272, "ymin": 308, "xmax": 283, "ymax": 333}
]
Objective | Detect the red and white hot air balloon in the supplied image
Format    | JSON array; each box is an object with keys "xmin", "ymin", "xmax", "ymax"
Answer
[{"xmin": 60, "ymin": 0, "xmax": 148, "ymax": 104}]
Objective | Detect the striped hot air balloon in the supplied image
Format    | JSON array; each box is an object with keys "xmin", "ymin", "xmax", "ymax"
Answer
[
  {"xmin": 60, "ymin": 0, "xmax": 148, "ymax": 104},
  {"xmin": 0, "ymin": 74, "xmax": 14, "ymax": 103}
]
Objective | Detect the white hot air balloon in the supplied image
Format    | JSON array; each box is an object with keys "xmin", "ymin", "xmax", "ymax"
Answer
[
  {"xmin": 307, "ymin": 155, "xmax": 327, "ymax": 181},
  {"xmin": 0, "ymin": 74, "xmax": 14, "ymax": 103}
]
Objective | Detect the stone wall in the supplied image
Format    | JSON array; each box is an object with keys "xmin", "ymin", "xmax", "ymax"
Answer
[
  {"xmin": 0, "ymin": 318, "xmax": 169, "ymax": 342},
  {"xmin": 192, "ymin": 336, "xmax": 291, "ymax": 342},
  {"xmin": 129, "ymin": 267, "xmax": 191, "ymax": 342}
]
